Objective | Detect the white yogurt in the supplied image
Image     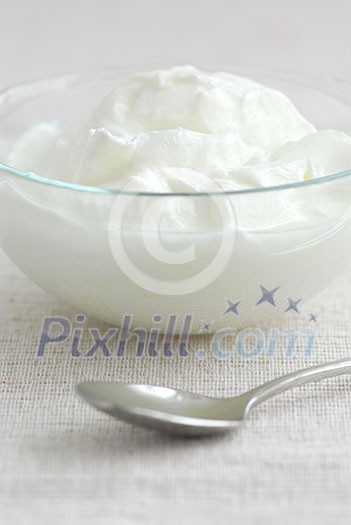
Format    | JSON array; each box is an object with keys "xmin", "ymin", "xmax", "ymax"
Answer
[
  {"xmin": 9, "ymin": 65, "xmax": 351, "ymax": 194},
  {"xmin": 3, "ymin": 66, "xmax": 351, "ymax": 333}
]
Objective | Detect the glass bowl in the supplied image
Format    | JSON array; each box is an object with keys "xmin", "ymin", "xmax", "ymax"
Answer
[{"xmin": 0, "ymin": 66, "xmax": 351, "ymax": 335}]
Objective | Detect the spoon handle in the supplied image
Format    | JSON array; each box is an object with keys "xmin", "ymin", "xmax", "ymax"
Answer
[{"xmin": 244, "ymin": 358, "xmax": 351, "ymax": 411}]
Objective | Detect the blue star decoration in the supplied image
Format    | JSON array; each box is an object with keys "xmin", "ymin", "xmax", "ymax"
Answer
[
  {"xmin": 224, "ymin": 298, "xmax": 241, "ymax": 315},
  {"xmin": 256, "ymin": 285, "xmax": 280, "ymax": 307},
  {"xmin": 309, "ymin": 313, "xmax": 319, "ymax": 322},
  {"xmin": 201, "ymin": 321, "xmax": 212, "ymax": 332},
  {"xmin": 285, "ymin": 298, "xmax": 302, "ymax": 314}
]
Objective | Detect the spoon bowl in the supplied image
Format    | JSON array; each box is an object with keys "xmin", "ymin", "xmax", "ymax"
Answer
[
  {"xmin": 77, "ymin": 358, "xmax": 351, "ymax": 436},
  {"xmin": 77, "ymin": 382, "xmax": 248, "ymax": 434}
]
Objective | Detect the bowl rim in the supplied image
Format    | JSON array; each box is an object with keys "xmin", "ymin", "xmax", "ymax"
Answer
[
  {"xmin": 1, "ymin": 65, "xmax": 351, "ymax": 198},
  {"xmin": 1, "ymin": 161, "xmax": 351, "ymax": 197}
]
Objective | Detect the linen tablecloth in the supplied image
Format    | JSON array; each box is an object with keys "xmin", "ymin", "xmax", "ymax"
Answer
[{"xmin": 1, "ymin": 246, "xmax": 351, "ymax": 524}]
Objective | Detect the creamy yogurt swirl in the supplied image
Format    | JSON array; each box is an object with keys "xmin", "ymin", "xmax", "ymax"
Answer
[{"xmin": 8, "ymin": 65, "xmax": 351, "ymax": 193}]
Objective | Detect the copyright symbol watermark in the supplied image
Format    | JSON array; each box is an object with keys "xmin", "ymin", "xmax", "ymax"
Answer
[{"xmin": 108, "ymin": 172, "xmax": 237, "ymax": 295}]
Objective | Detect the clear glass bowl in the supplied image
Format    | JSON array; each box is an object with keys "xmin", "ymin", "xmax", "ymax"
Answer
[{"xmin": 0, "ymin": 67, "xmax": 351, "ymax": 334}]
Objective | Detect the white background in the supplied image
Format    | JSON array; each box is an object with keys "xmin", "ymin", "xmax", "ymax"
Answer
[{"xmin": 1, "ymin": 0, "xmax": 350, "ymax": 89}]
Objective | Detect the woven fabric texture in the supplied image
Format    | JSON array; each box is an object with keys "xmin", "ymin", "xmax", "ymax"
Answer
[{"xmin": 1, "ymin": 249, "xmax": 351, "ymax": 524}]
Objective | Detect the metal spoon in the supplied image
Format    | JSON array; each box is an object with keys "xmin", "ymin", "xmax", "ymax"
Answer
[{"xmin": 76, "ymin": 358, "xmax": 351, "ymax": 436}]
